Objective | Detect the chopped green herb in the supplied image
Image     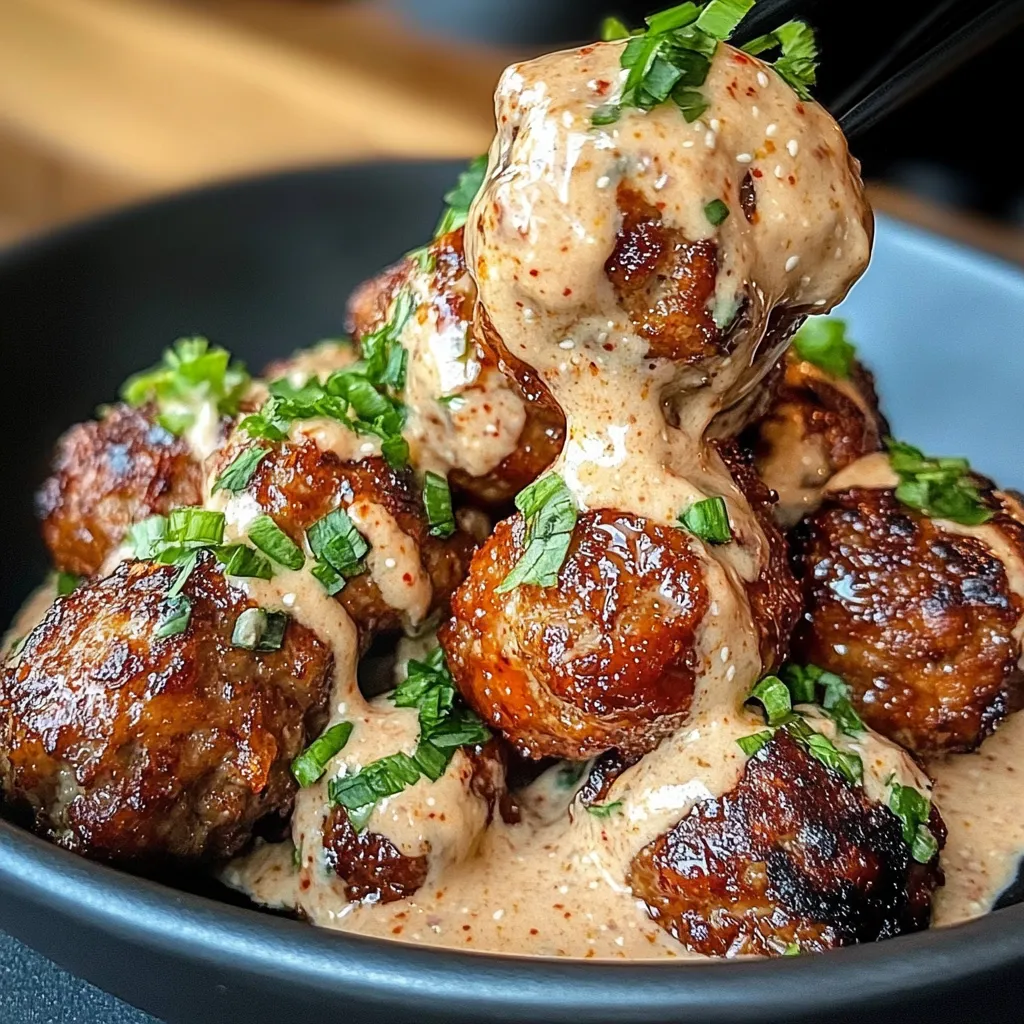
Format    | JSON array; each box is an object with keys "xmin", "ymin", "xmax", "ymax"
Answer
[
  {"xmin": 736, "ymin": 729, "xmax": 773, "ymax": 757},
  {"xmin": 747, "ymin": 674, "xmax": 791, "ymax": 726},
  {"xmin": 496, "ymin": 474, "xmax": 578, "ymax": 593},
  {"xmin": 781, "ymin": 663, "xmax": 864, "ymax": 735},
  {"xmin": 212, "ymin": 447, "xmax": 268, "ymax": 494},
  {"xmin": 888, "ymin": 782, "xmax": 939, "ymax": 863},
  {"xmin": 437, "ymin": 393, "xmax": 467, "ymax": 412},
  {"xmin": 695, "ymin": 0, "xmax": 754, "ymax": 40},
  {"xmin": 248, "ymin": 515, "xmax": 305, "ymax": 571},
  {"xmin": 886, "ymin": 439, "xmax": 994, "ymax": 526},
  {"xmin": 679, "ymin": 496, "xmax": 732, "ymax": 544},
  {"xmin": 167, "ymin": 508, "xmax": 225, "ymax": 547},
  {"xmin": 216, "ymin": 544, "xmax": 274, "ymax": 580},
  {"xmin": 792, "ymin": 317, "xmax": 856, "ymax": 378},
  {"xmin": 600, "ymin": 15, "xmax": 631, "ymax": 40},
  {"xmin": 704, "ymin": 198, "xmax": 730, "ymax": 226},
  {"xmin": 307, "ymin": 507, "xmax": 369, "ymax": 580},
  {"xmin": 783, "ymin": 942, "xmax": 800, "ymax": 956},
  {"xmin": 328, "ymin": 752, "xmax": 422, "ymax": 814},
  {"xmin": 557, "ymin": 761, "xmax": 589, "ymax": 789},
  {"xmin": 434, "ymin": 155, "xmax": 489, "ymax": 238},
  {"xmin": 586, "ymin": 801, "xmax": 624, "ymax": 818},
  {"xmin": 291, "ymin": 721, "xmax": 353, "ymax": 787},
  {"xmin": 423, "ymin": 471, "xmax": 456, "ymax": 538},
  {"xmin": 121, "ymin": 337, "xmax": 249, "ymax": 435},
  {"xmin": 155, "ymin": 594, "xmax": 191, "ymax": 639},
  {"xmin": 311, "ymin": 559, "xmax": 346, "ymax": 596},
  {"xmin": 231, "ymin": 607, "xmax": 288, "ymax": 651},
  {"xmin": 56, "ymin": 572, "xmax": 81, "ymax": 597},
  {"xmin": 803, "ymin": 731, "xmax": 862, "ymax": 785},
  {"xmin": 741, "ymin": 19, "xmax": 818, "ymax": 99},
  {"xmin": 165, "ymin": 549, "xmax": 200, "ymax": 598},
  {"xmin": 129, "ymin": 515, "xmax": 169, "ymax": 560}
]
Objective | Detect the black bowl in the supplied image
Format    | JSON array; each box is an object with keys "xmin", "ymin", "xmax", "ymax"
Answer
[{"xmin": 2, "ymin": 161, "xmax": 1024, "ymax": 1024}]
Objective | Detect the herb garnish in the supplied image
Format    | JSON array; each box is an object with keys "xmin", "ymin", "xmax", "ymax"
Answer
[
  {"xmin": 791, "ymin": 317, "xmax": 856, "ymax": 378},
  {"xmin": 679, "ymin": 495, "xmax": 732, "ymax": 544},
  {"xmin": 886, "ymin": 439, "xmax": 994, "ymax": 526},
  {"xmin": 212, "ymin": 447, "xmax": 268, "ymax": 494},
  {"xmin": 231, "ymin": 607, "xmax": 288, "ymax": 652},
  {"xmin": 248, "ymin": 515, "xmax": 305, "ymax": 572},
  {"xmin": 292, "ymin": 721, "xmax": 354, "ymax": 788},
  {"xmin": 121, "ymin": 337, "xmax": 249, "ymax": 437},
  {"xmin": 55, "ymin": 572, "xmax": 81, "ymax": 597},
  {"xmin": 592, "ymin": 2, "xmax": 816, "ymax": 126},
  {"xmin": 434, "ymin": 155, "xmax": 489, "ymax": 238},
  {"xmin": 781, "ymin": 664, "xmax": 864, "ymax": 736},
  {"xmin": 704, "ymin": 198, "xmax": 730, "ymax": 226},
  {"xmin": 423, "ymin": 471, "xmax": 457, "ymax": 538},
  {"xmin": 328, "ymin": 647, "xmax": 490, "ymax": 828},
  {"xmin": 306, "ymin": 506, "xmax": 370, "ymax": 593},
  {"xmin": 889, "ymin": 782, "xmax": 940, "ymax": 864},
  {"xmin": 586, "ymin": 801, "xmax": 624, "ymax": 818},
  {"xmin": 496, "ymin": 474, "xmax": 578, "ymax": 593},
  {"xmin": 155, "ymin": 595, "xmax": 191, "ymax": 639}
]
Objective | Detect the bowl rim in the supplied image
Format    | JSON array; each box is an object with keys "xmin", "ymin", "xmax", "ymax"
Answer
[{"xmin": 2, "ymin": 160, "xmax": 1024, "ymax": 1022}]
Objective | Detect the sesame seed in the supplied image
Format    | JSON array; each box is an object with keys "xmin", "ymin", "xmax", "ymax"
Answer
[
  {"xmin": 736, "ymin": 153, "xmax": 753, "ymax": 164},
  {"xmin": 653, "ymin": 172, "xmax": 669, "ymax": 190},
  {"xmin": 596, "ymin": 175, "xmax": 611, "ymax": 189},
  {"xmin": 800, "ymin": 274, "xmax": 811, "ymax": 286},
  {"xmin": 787, "ymin": 139, "xmax": 799, "ymax": 157},
  {"xmin": 710, "ymin": 118, "xmax": 721, "ymax": 132},
  {"xmin": 834, "ymin": 247, "xmax": 843, "ymax": 260},
  {"xmin": 765, "ymin": 122, "xmax": 778, "ymax": 137},
  {"xmin": 705, "ymin": 131, "xmax": 717, "ymax": 149},
  {"xmin": 752, "ymin": 105, "xmax": 759, "ymax": 117},
  {"xmin": 774, "ymin": 164, "xmax": 784, "ymax": 178},
  {"xmin": 682, "ymin": 139, "xmax": 695, "ymax": 148},
  {"xmin": 757, "ymin": 71, "xmax": 769, "ymax": 87},
  {"xmin": 785, "ymin": 255, "xmax": 801, "ymax": 272},
  {"xmin": 559, "ymin": 339, "xmax": 575, "ymax": 349},
  {"xmin": 814, "ymin": 298, "xmax": 827, "ymax": 306},
  {"xmin": 493, "ymin": 909, "xmax": 505, "ymax": 921},
  {"xmin": 384, "ymin": 557, "xmax": 397, "ymax": 569}
]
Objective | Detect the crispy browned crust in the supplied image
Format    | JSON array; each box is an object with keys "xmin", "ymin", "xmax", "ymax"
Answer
[
  {"xmin": 605, "ymin": 185, "xmax": 720, "ymax": 363},
  {"xmin": 440, "ymin": 510, "xmax": 710, "ymax": 761},
  {"xmin": 749, "ymin": 352, "xmax": 887, "ymax": 490},
  {"xmin": 323, "ymin": 806, "xmax": 429, "ymax": 903},
  {"xmin": 791, "ymin": 488, "xmax": 1024, "ymax": 755},
  {"xmin": 346, "ymin": 230, "xmax": 565, "ymax": 506},
  {"xmin": 220, "ymin": 439, "xmax": 476, "ymax": 639},
  {"xmin": 0, "ymin": 555, "xmax": 332, "ymax": 866},
  {"xmin": 576, "ymin": 749, "xmax": 640, "ymax": 807},
  {"xmin": 628, "ymin": 731, "xmax": 945, "ymax": 957},
  {"xmin": 715, "ymin": 440, "xmax": 803, "ymax": 671},
  {"xmin": 36, "ymin": 404, "xmax": 204, "ymax": 576}
]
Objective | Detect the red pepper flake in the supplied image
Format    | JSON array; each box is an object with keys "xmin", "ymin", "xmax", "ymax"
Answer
[
  {"xmin": 529, "ymin": 268, "xmax": 539, "ymax": 277},
  {"xmin": 530, "ymin": 928, "xmax": 539, "ymax": 936},
  {"xmin": 462, "ymin": 924, "xmax": 471, "ymax": 931},
  {"xmin": 733, "ymin": 52, "xmax": 751, "ymax": 64},
  {"xmin": 796, "ymin": 103, "xmax": 806, "ymax": 116},
  {"xmin": 788, "ymin": 174, "xmax": 797, "ymax": 185},
  {"xmin": 594, "ymin": 78, "xmax": 611, "ymax": 95},
  {"xmin": 752, "ymin": 168, "xmax": 763, "ymax": 178},
  {"xmin": 603, "ymin": 342, "xmax": 614, "ymax": 352},
  {"xmin": 403, "ymin": 572, "xmax": 413, "ymax": 584},
  {"xmin": 392, "ymin": 926, "xmax": 404, "ymax": 935},
  {"xmin": 563, "ymin": 287, "xmax": 572, "ymax": 297}
]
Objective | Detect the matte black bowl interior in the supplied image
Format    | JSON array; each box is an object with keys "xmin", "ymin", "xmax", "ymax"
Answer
[{"xmin": 2, "ymin": 161, "xmax": 1024, "ymax": 1024}]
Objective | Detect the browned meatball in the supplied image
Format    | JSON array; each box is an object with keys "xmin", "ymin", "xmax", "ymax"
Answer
[
  {"xmin": 347, "ymin": 229, "xmax": 565, "ymax": 505},
  {"xmin": 791, "ymin": 488, "xmax": 1024, "ymax": 755},
  {"xmin": 0, "ymin": 554, "xmax": 332, "ymax": 866},
  {"xmin": 628, "ymin": 731, "xmax": 945, "ymax": 957},
  {"xmin": 442, "ymin": 509, "xmax": 711, "ymax": 761},
  {"xmin": 323, "ymin": 806, "xmax": 429, "ymax": 903},
  {"xmin": 605, "ymin": 185, "xmax": 719, "ymax": 364},
  {"xmin": 222, "ymin": 438, "xmax": 475, "ymax": 638},
  {"xmin": 748, "ymin": 350, "xmax": 886, "ymax": 527},
  {"xmin": 36, "ymin": 404, "xmax": 204, "ymax": 576}
]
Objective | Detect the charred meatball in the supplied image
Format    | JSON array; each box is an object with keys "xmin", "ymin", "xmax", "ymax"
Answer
[
  {"xmin": 219, "ymin": 438, "xmax": 475, "ymax": 638},
  {"xmin": 442, "ymin": 509, "xmax": 711, "ymax": 760},
  {"xmin": 37, "ymin": 404, "xmax": 204, "ymax": 576},
  {"xmin": 792, "ymin": 486, "xmax": 1024, "ymax": 755},
  {"xmin": 0, "ymin": 554, "xmax": 332, "ymax": 866},
  {"xmin": 628, "ymin": 731, "xmax": 945, "ymax": 957},
  {"xmin": 347, "ymin": 229, "xmax": 565, "ymax": 505},
  {"xmin": 749, "ymin": 349, "xmax": 886, "ymax": 527}
]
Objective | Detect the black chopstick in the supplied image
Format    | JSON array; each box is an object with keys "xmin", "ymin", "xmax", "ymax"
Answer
[{"xmin": 839, "ymin": 0, "xmax": 1024, "ymax": 138}]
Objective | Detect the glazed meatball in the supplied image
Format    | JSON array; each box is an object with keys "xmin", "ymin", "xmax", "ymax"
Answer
[
  {"xmin": 628, "ymin": 731, "xmax": 945, "ymax": 957},
  {"xmin": 442, "ymin": 509, "xmax": 711, "ymax": 760},
  {"xmin": 791, "ymin": 486, "xmax": 1024, "ymax": 755},
  {"xmin": 748, "ymin": 350, "xmax": 886, "ymax": 527},
  {"xmin": 605, "ymin": 184, "xmax": 720, "ymax": 364},
  {"xmin": 221, "ymin": 437, "xmax": 476, "ymax": 638},
  {"xmin": 37, "ymin": 403, "xmax": 204, "ymax": 576},
  {"xmin": 347, "ymin": 229, "xmax": 565, "ymax": 505},
  {"xmin": 0, "ymin": 554, "xmax": 332, "ymax": 866}
]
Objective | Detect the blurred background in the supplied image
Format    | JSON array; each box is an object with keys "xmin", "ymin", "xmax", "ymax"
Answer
[{"xmin": 1, "ymin": 0, "xmax": 1022, "ymax": 261}]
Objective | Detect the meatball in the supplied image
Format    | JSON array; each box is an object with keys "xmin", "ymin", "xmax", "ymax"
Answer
[
  {"xmin": 37, "ymin": 403, "xmax": 204, "ymax": 576},
  {"xmin": 442, "ymin": 509, "xmax": 711, "ymax": 760},
  {"xmin": 748, "ymin": 350, "xmax": 886, "ymax": 527},
  {"xmin": 792, "ymin": 486, "xmax": 1024, "ymax": 755},
  {"xmin": 221, "ymin": 437, "xmax": 476, "ymax": 638},
  {"xmin": 347, "ymin": 229, "xmax": 565, "ymax": 505},
  {"xmin": 0, "ymin": 554, "xmax": 332, "ymax": 866},
  {"xmin": 605, "ymin": 184, "xmax": 720, "ymax": 364},
  {"xmin": 628, "ymin": 730, "xmax": 945, "ymax": 957}
]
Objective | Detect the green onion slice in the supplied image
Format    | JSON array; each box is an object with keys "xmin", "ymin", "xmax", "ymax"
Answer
[{"xmin": 291, "ymin": 722, "xmax": 354, "ymax": 788}]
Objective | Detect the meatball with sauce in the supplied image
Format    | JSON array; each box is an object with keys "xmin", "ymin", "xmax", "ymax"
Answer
[
  {"xmin": 791, "ymin": 480, "xmax": 1024, "ymax": 755},
  {"xmin": 214, "ymin": 435, "xmax": 476, "ymax": 639},
  {"xmin": 36, "ymin": 403, "xmax": 205, "ymax": 576},
  {"xmin": 628, "ymin": 729, "xmax": 945, "ymax": 957},
  {"xmin": 748, "ymin": 348, "xmax": 887, "ymax": 527},
  {"xmin": 0, "ymin": 554, "xmax": 332, "ymax": 867},
  {"xmin": 346, "ymin": 228, "xmax": 565, "ymax": 505}
]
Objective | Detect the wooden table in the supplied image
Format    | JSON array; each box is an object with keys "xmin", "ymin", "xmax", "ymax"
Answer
[{"xmin": 2, "ymin": 0, "xmax": 1023, "ymax": 265}]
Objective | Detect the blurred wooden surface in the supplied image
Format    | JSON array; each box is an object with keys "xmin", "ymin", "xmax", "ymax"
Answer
[{"xmin": 1, "ymin": 0, "xmax": 1023, "ymax": 265}]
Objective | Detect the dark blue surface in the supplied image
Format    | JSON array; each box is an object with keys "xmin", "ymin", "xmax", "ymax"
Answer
[{"xmin": 1, "ymin": 162, "xmax": 1023, "ymax": 1024}]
